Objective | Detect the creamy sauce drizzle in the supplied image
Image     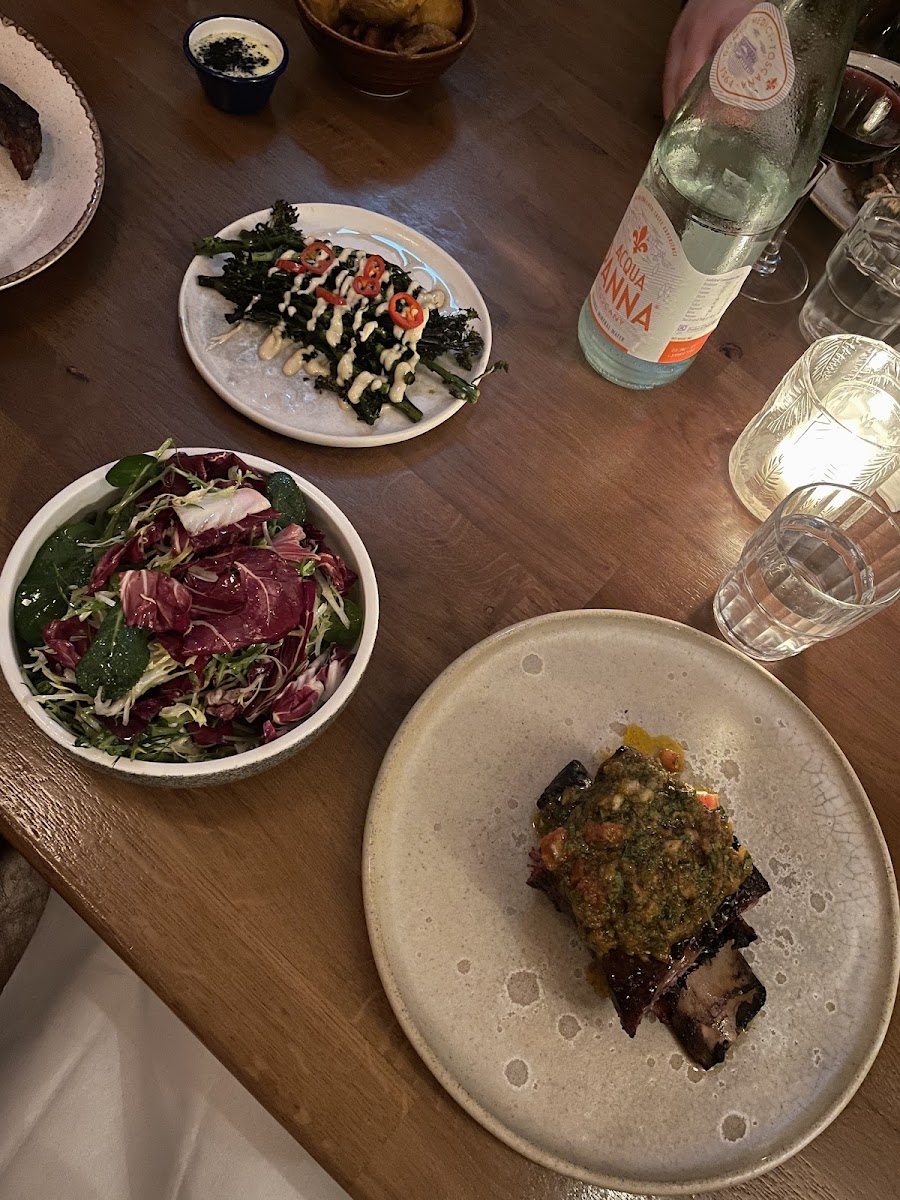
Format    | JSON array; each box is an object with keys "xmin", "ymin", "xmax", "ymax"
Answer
[
  {"xmin": 337, "ymin": 348, "xmax": 356, "ymax": 384},
  {"xmin": 348, "ymin": 371, "xmax": 384, "ymax": 403},
  {"xmin": 259, "ymin": 324, "xmax": 285, "ymax": 360},
  {"xmin": 325, "ymin": 306, "xmax": 345, "ymax": 348},
  {"xmin": 307, "ymin": 297, "xmax": 327, "ymax": 331},
  {"xmin": 253, "ymin": 242, "xmax": 450, "ymax": 406}
]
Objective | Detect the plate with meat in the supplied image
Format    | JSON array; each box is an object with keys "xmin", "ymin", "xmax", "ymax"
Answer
[
  {"xmin": 363, "ymin": 611, "xmax": 899, "ymax": 1193},
  {"xmin": 0, "ymin": 17, "xmax": 104, "ymax": 289}
]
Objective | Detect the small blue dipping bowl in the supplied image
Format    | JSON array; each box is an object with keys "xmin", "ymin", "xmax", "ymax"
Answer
[{"xmin": 184, "ymin": 15, "xmax": 289, "ymax": 115}]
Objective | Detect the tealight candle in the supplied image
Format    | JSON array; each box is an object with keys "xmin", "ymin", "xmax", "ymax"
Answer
[{"xmin": 729, "ymin": 335, "xmax": 900, "ymax": 520}]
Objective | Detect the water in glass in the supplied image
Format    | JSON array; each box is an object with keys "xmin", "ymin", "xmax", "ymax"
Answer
[
  {"xmin": 799, "ymin": 197, "xmax": 900, "ymax": 342},
  {"xmin": 715, "ymin": 483, "xmax": 900, "ymax": 661},
  {"xmin": 715, "ymin": 516, "xmax": 875, "ymax": 659}
]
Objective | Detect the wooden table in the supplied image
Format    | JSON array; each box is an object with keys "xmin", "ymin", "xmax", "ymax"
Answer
[{"xmin": 2, "ymin": 1, "xmax": 898, "ymax": 1197}]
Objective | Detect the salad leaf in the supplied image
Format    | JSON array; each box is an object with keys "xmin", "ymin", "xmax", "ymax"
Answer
[
  {"xmin": 165, "ymin": 451, "xmax": 264, "ymax": 494},
  {"xmin": 96, "ymin": 678, "xmax": 191, "ymax": 741},
  {"xmin": 21, "ymin": 449, "xmax": 360, "ymax": 763},
  {"xmin": 175, "ymin": 486, "xmax": 273, "ymax": 534},
  {"xmin": 105, "ymin": 454, "xmax": 156, "ymax": 489},
  {"xmin": 321, "ymin": 597, "xmax": 363, "ymax": 648},
  {"xmin": 181, "ymin": 548, "xmax": 310, "ymax": 656},
  {"xmin": 87, "ymin": 541, "xmax": 132, "ymax": 595},
  {"xmin": 75, "ymin": 604, "xmax": 151, "ymax": 702},
  {"xmin": 14, "ymin": 521, "xmax": 97, "ymax": 646},
  {"xmin": 44, "ymin": 616, "xmax": 95, "ymax": 669},
  {"xmin": 101, "ymin": 439, "xmax": 172, "ymax": 541},
  {"xmin": 266, "ymin": 472, "xmax": 307, "ymax": 527},
  {"xmin": 120, "ymin": 570, "xmax": 192, "ymax": 633}
]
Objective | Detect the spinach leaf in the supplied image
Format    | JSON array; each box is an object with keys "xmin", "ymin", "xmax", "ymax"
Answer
[
  {"xmin": 266, "ymin": 471, "xmax": 307, "ymax": 526},
  {"xmin": 101, "ymin": 445, "xmax": 169, "ymax": 541},
  {"xmin": 75, "ymin": 604, "xmax": 150, "ymax": 701},
  {"xmin": 321, "ymin": 597, "xmax": 362, "ymax": 649},
  {"xmin": 105, "ymin": 454, "xmax": 156, "ymax": 489},
  {"xmin": 14, "ymin": 521, "xmax": 98, "ymax": 646}
]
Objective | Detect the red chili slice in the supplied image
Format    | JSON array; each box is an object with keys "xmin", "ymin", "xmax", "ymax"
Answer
[
  {"xmin": 298, "ymin": 241, "xmax": 335, "ymax": 275},
  {"xmin": 315, "ymin": 286, "xmax": 346, "ymax": 307},
  {"xmin": 388, "ymin": 292, "xmax": 424, "ymax": 331},
  {"xmin": 352, "ymin": 275, "xmax": 382, "ymax": 299},
  {"xmin": 362, "ymin": 254, "xmax": 385, "ymax": 281},
  {"xmin": 275, "ymin": 257, "xmax": 304, "ymax": 274}
]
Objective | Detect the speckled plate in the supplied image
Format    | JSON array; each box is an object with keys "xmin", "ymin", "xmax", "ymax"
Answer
[
  {"xmin": 178, "ymin": 203, "xmax": 491, "ymax": 449},
  {"xmin": 0, "ymin": 16, "xmax": 104, "ymax": 289},
  {"xmin": 810, "ymin": 165, "xmax": 856, "ymax": 232},
  {"xmin": 363, "ymin": 611, "xmax": 900, "ymax": 1194}
]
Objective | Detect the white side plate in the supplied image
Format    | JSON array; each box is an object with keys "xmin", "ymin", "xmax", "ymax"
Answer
[{"xmin": 178, "ymin": 203, "xmax": 491, "ymax": 448}]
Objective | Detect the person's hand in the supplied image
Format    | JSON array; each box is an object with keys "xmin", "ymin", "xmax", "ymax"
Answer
[{"xmin": 663, "ymin": 0, "xmax": 756, "ymax": 118}]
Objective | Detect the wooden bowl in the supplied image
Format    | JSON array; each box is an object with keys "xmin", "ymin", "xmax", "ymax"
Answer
[{"xmin": 295, "ymin": 0, "xmax": 476, "ymax": 96}]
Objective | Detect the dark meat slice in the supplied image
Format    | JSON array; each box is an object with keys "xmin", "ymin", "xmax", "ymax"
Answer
[
  {"xmin": 535, "ymin": 758, "xmax": 592, "ymax": 821},
  {"xmin": 654, "ymin": 924, "xmax": 767, "ymax": 1069},
  {"xmin": 723, "ymin": 914, "xmax": 757, "ymax": 950},
  {"xmin": 0, "ymin": 82, "xmax": 42, "ymax": 181},
  {"xmin": 600, "ymin": 866, "xmax": 770, "ymax": 1036},
  {"xmin": 526, "ymin": 750, "xmax": 771, "ymax": 1062},
  {"xmin": 527, "ymin": 759, "xmax": 592, "ymax": 895}
]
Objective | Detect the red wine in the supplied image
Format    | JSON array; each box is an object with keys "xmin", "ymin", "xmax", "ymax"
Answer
[
  {"xmin": 855, "ymin": 1, "xmax": 900, "ymax": 57},
  {"xmin": 824, "ymin": 67, "xmax": 900, "ymax": 164}
]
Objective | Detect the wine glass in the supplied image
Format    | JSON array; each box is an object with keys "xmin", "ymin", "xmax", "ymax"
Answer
[
  {"xmin": 743, "ymin": 52, "xmax": 900, "ymax": 305},
  {"xmin": 855, "ymin": 0, "xmax": 900, "ymax": 57}
]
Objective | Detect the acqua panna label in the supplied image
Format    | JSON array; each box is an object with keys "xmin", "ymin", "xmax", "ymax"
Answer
[{"xmin": 587, "ymin": 186, "xmax": 752, "ymax": 365}]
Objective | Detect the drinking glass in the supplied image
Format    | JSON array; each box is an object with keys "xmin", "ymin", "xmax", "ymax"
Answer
[
  {"xmin": 714, "ymin": 483, "xmax": 900, "ymax": 661},
  {"xmin": 743, "ymin": 52, "xmax": 900, "ymax": 305},
  {"xmin": 729, "ymin": 334, "xmax": 900, "ymax": 520},
  {"xmin": 799, "ymin": 195, "xmax": 900, "ymax": 342}
]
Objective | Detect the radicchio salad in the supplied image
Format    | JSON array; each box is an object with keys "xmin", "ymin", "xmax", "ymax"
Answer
[{"xmin": 13, "ymin": 443, "xmax": 361, "ymax": 763}]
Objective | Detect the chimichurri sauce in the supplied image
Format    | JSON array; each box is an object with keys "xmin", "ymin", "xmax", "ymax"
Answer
[{"xmin": 534, "ymin": 747, "xmax": 752, "ymax": 960}]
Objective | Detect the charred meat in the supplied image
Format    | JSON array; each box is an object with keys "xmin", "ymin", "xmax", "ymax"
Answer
[
  {"xmin": 599, "ymin": 865, "xmax": 768, "ymax": 1037},
  {"xmin": 654, "ymin": 922, "xmax": 766, "ymax": 1070},
  {"xmin": 0, "ymin": 83, "xmax": 42, "ymax": 181},
  {"xmin": 528, "ymin": 746, "xmax": 770, "ymax": 1067}
]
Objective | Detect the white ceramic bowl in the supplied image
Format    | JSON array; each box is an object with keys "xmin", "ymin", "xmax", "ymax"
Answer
[{"xmin": 0, "ymin": 449, "xmax": 378, "ymax": 786}]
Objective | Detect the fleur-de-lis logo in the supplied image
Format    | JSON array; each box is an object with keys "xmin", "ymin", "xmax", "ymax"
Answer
[
  {"xmin": 766, "ymin": 77, "xmax": 778, "ymax": 90},
  {"xmin": 632, "ymin": 225, "xmax": 649, "ymax": 254}
]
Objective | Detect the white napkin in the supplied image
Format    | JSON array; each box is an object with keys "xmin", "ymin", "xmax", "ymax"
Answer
[{"xmin": 0, "ymin": 894, "xmax": 352, "ymax": 1200}]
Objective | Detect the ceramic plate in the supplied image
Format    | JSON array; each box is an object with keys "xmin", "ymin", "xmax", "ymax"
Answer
[
  {"xmin": 810, "ymin": 166, "xmax": 856, "ymax": 232},
  {"xmin": 363, "ymin": 611, "xmax": 900, "ymax": 1194},
  {"xmin": 0, "ymin": 16, "xmax": 104, "ymax": 290},
  {"xmin": 178, "ymin": 203, "xmax": 491, "ymax": 448}
]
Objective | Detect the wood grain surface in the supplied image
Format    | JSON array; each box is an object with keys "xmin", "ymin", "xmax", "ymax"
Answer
[{"xmin": 1, "ymin": 2, "xmax": 898, "ymax": 1198}]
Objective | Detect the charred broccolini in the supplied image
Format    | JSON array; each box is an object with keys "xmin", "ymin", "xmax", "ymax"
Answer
[{"xmin": 195, "ymin": 201, "xmax": 506, "ymax": 425}]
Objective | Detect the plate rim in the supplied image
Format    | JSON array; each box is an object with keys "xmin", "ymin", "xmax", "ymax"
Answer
[
  {"xmin": 0, "ymin": 16, "xmax": 105, "ymax": 291},
  {"xmin": 362, "ymin": 609, "xmax": 900, "ymax": 1194},
  {"xmin": 177, "ymin": 202, "xmax": 492, "ymax": 449},
  {"xmin": 809, "ymin": 173, "xmax": 853, "ymax": 233}
]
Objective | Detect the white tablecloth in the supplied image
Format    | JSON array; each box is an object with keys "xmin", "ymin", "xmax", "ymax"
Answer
[{"xmin": 0, "ymin": 893, "xmax": 352, "ymax": 1200}]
